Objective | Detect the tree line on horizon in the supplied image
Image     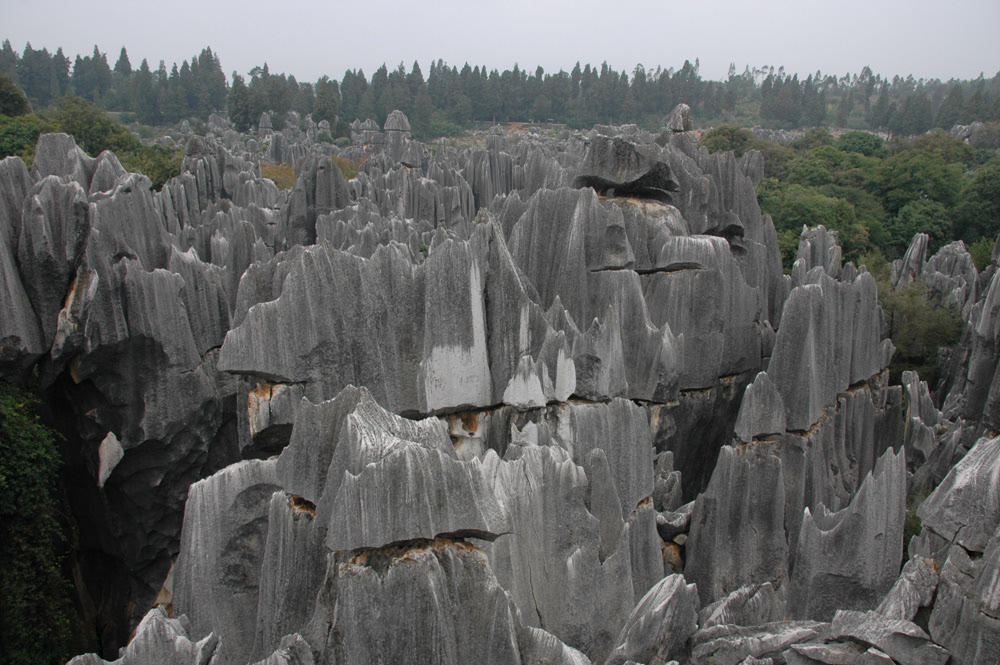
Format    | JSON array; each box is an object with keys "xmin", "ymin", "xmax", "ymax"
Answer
[{"xmin": 2, "ymin": 39, "xmax": 1000, "ymax": 139}]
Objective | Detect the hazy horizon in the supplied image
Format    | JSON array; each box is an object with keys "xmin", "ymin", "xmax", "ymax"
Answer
[{"xmin": 4, "ymin": 0, "xmax": 999, "ymax": 85}]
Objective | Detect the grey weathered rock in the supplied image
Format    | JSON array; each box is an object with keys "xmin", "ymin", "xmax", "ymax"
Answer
[
  {"xmin": 281, "ymin": 154, "xmax": 352, "ymax": 247},
  {"xmin": 795, "ymin": 225, "xmax": 842, "ymax": 280},
  {"xmin": 690, "ymin": 621, "xmax": 828, "ymax": 665},
  {"xmin": 173, "ymin": 459, "xmax": 280, "ymax": 665},
  {"xmin": 893, "ymin": 233, "xmax": 929, "ymax": 290},
  {"xmin": 855, "ymin": 648, "xmax": 895, "ymax": 665},
  {"xmin": 664, "ymin": 104, "xmax": 692, "ymax": 132},
  {"xmin": 767, "ymin": 269, "xmax": 881, "ymax": 431},
  {"xmin": 652, "ymin": 451, "xmax": 684, "ymax": 512},
  {"xmin": 303, "ymin": 539, "xmax": 551, "ymax": 665},
  {"xmin": 733, "ymin": 372, "xmax": 786, "ymax": 442},
  {"xmin": 605, "ymin": 574, "xmax": 700, "ymax": 665},
  {"xmin": 875, "ymin": 556, "xmax": 939, "ymax": 622},
  {"xmin": 788, "ymin": 448, "xmax": 905, "ymax": 621},
  {"xmin": 827, "ymin": 610, "xmax": 949, "ymax": 665},
  {"xmin": 685, "ymin": 442, "xmax": 788, "ymax": 605},
  {"xmin": 926, "ymin": 531, "xmax": 1000, "ymax": 665},
  {"xmin": 31, "ymin": 132, "xmax": 96, "ymax": 190},
  {"xmin": 250, "ymin": 634, "xmax": 315, "ymax": 665},
  {"xmin": 326, "ymin": 444, "xmax": 507, "ymax": 550},
  {"xmin": 34, "ymin": 121, "xmax": 993, "ymax": 665},
  {"xmin": 251, "ymin": 493, "xmax": 324, "ymax": 662},
  {"xmin": 783, "ymin": 641, "xmax": 865, "ymax": 665},
  {"xmin": 482, "ymin": 445, "xmax": 636, "ymax": 662},
  {"xmin": 574, "ymin": 135, "xmax": 680, "ymax": 204},
  {"xmin": 915, "ymin": 434, "xmax": 1000, "ymax": 555},
  {"xmin": 67, "ymin": 606, "xmax": 220, "ymax": 665},
  {"xmin": 901, "ymin": 370, "xmax": 942, "ymax": 469},
  {"xmin": 699, "ymin": 583, "xmax": 784, "ymax": 629}
]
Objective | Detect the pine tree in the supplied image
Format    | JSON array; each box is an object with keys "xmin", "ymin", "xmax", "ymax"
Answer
[
  {"xmin": 313, "ymin": 75, "xmax": 340, "ymax": 126},
  {"xmin": 934, "ymin": 84, "xmax": 964, "ymax": 129},
  {"xmin": 114, "ymin": 47, "xmax": 132, "ymax": 76},
  {"xmin": 227, "ymin": 72, "xmax": 251, "ymax": 131}
]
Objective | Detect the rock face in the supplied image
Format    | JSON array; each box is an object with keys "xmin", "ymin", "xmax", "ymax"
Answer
[
  {"xmin": 788, "ymin": 447, "xmax": 906, "ymax": 621},
  {"xmin": 4, "ymin": 117, "xmax": 990, "ymax": 664}
]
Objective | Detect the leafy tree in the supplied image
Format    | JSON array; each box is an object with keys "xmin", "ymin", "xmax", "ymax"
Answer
[
  {"xmin": 49, "ymin": 96, "xmax": 180, "ymax": 188},
  {"xmin": 0, "ymin": 113, "xmax": 58, "ymax": 163},
  {"xmin": 0, "ymin": 70, "xmax": 31, "ymax": 116},
  {"xmin": 53, "ymin": 95, "xmax": 139, "ymax": 155},
  {"xmin": 888, "ymin": 199, "xmax": 952, "ymax": 255},
  {"xmin": 753, "ymin": 140, "xmax": 796, "ymax": 179},
  {"xmin": 890, "ymin": 92, "xmax": 933, "ymax": 136},
  {"xmin": 836, "ymin": 91, "xmax": 854, "ymax": 127},
  {"xmin": 970, "ymin": 123, "xmax": 1000, "ymax": 152},
  {"xmin": 953, "ymin": 160, "xmax": 1000, "ymax": 243},
  {"xmin": 969, "ymin": 236, "xmax": 995, "ymax": 272},
  {"xmin": 411, "ymin": 84, "xmax": 433, "ymax": 138},
  {"xmin": 0, "ymin": 382, "xmax": 76, "ymax": 665},
  {"xmin": 884, "ymin": 279, "xmax": 963, "ymax": 386},
  {"xmin": 871, "ymin": 149, "xmax": 963, "ymax": 216},
  {"xmin": 786, "ymin": 156, "xmax": 834, "ymax": 187},
  {"xmin": 51, "ymin": 48, "xmax": 70, "ymax": 99},
  {"xmin": 836, "ymin": 131, "xmax": 887, "ymax": 158},
  {"xmin": 905, "ymin": 129, "xmax": 975, "ymax": 166},
  {"xmin": 118, "ymin": 145, "xmax": 183, "ymax": 190},
  {"xmin": 700, "ymin": 124, "xmax": 754, "ymax": 156},
  {"xmin": 790, "ymin": 127, "xmax": 834, "ymax": 151}
]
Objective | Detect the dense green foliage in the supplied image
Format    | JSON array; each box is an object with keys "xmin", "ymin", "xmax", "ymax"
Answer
[
  {"xmin": 0, "ymin": 113, "xmax": 57, "ymax": 163},
  {"xmin": 860, "ymin": 252, "xmax": 964, "ymax": 387},
  {"xmin": 1, "ymin": 39, "xmax": 998, "ymax": 138},
  {"xmin": 711, "ymin": 125, "xmax": 1000, "ymax": 271},
  {"xmin": 969, "ymin": 236, "xmax": 996, "ymax": 272},
  {"xmin": 700, "ymin": 125, "xmax": 755, "ymax": 156},
  {"xmin": 0, "ymin": 70, "xmax": 30, "ymax": 116},
  {"xmin": 0, "ymin": 383, "xmax": 75, "ymax": 665},
  {"xmin": 0, "ymin": 96, "xmax": 182, "ymax": 188}
]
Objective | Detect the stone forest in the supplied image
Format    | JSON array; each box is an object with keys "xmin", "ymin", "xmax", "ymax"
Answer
[{"xmin": 1, "ymin": 91, "xmax": 999, "ymax": 665}]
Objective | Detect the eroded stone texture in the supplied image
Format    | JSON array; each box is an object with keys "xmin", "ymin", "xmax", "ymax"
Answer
[
  {"xmin": 605, "ymin": 574, "xmax": 700, "ymax": 665},
  {"xmin": 685, "ymin": 442, "xmax": 788, "ymax": 605},
  {"xmin": 788, "ymin": 448, "xmax": 906, "ymax": 621}
]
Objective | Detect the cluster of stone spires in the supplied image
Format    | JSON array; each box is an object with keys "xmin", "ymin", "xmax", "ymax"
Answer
[{"xmin": 1, "ymin": 105, "xmax": 998, "ymax": 664}]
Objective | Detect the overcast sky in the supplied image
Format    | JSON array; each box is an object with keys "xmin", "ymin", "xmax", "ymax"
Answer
[{"xmin": 3, "ymin": 0, "xmax": 999, "ymax": 84}]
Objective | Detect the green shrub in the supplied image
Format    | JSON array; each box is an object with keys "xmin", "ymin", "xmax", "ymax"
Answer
[
  {"xmin": 0, "ymin": 71, "xmax": 30, "ymax": 117},
  {"xmin": 119, "ymin": 145, "xmax": 184, "ymax": 190},
  {"xmin": 700, "ymin": 124, "xmax": 755, "ymax": 157},
  {"xmin": 903, "ymin": 491, "xmax": 927, "ymax": 556},
  {"xmin": 836, "ymin": 131, "xmax": 888, "ymax": 158},
  {"xmin": 969, "ymin": 236, "xmax": 995, "ymax": 272},
  {"xmin": 0, "ymin": 383, "xmax": 76, "ymax": 665},
  {"xmin": 52, "ymin": 95, "xmax": 141, "ymax": 156},
  {"xmin": 884, "ymin": 279, "xmax": 963, "ymax": 386},
  {"xmin": 316, "ymin": 129, "xmax": 333, "ymax": 144},
  {"xmin": 427, "ymin": 115, "xmax": 464, "ymax": 139},
  {"xmin": 261, "ymin": 162, "xmax": 296, "ymax": 190},
  {"xmin": 0, "ymin": 113, "xmax": 58, "ymax": 165},
  {"xmin": 332, "ymin": 155, "xmax": 358, "ymax": 180}
]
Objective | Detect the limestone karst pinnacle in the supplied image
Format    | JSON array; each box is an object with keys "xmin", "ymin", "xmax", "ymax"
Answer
[{"xmin": 1, "ymin": 107, "xmax": 998, "ymax": 665}]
